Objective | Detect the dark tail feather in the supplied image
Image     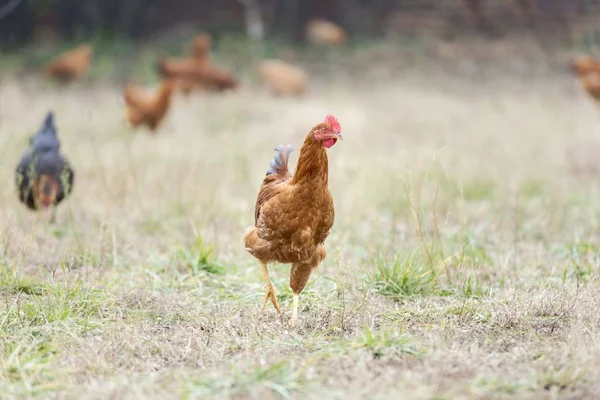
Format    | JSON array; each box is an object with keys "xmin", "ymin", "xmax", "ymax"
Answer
[
  {"xmin": 44, "ymin": 111, "xmax": 55, "ymax": 130},
  {"xmin": 266, "ymin": 145, "xmax": 293, "ymax": 176},
  {"xmin": 37, "ymin": 111, "xmax": 56, "ymax": 138}
]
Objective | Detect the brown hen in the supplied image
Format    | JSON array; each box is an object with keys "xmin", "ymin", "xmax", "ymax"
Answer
[
  {"xmin": 123, "ymin": 79, "xmax": 174, "ymax": 132},
  {"xmin": 572, "ymin": 56, "xmax": 600, "ymax": 103},
  {"xmin": 244, "ymin": 115, "xmax": 343, "ymax": 326},
  {"xmin": 43, "ymin": 44, "xmax": 93, "ymax": 83},
  {"xmin": 157, "ymin": 33, "xmax": 237, "ymax": 94}
]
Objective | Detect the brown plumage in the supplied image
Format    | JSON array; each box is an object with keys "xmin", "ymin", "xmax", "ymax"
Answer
[
  {"xmin": 305, "ymin": 19, "xmax": 348, "ymax": 46},
  {"xmin": 572, "ymin": 56, "xmax": 600, "ymax": 103},
  {"xmin": 580, "ymin": 73, "xmax": 600, "ymax": 102},
  {"xmin": 157, "ymin": 34, "xmax": 213, "ymax": 79},
  {"xmin": 43, "ymin": 44, "xmax": 93, "ymax": 83},
  {"xmin": 157, "ymin": 57, "xmax": 205, "ymax": 78},
  {"xmin": 123, "ymin": 79, "xmax": 175, "ymax": 132},
  {"xmin": 572, "ymin": 56, "xmax": 600, "ymax": 76},
  {"xmin": 243, "ymin": 115, "xmax": 343, "ymax": 326},
  {"xmin": 195, "ymin": 65, "xmax": 238, "ymax": 92},
  {"xmin": 258, "ymin": 59, "xmax": 308, "ymax": 97},
  {"xmin": 157, "ymin": 33, "xmax": 238, "ymax": 94},
  {"xmin": 157, "ymin": 57, "xmax": 204, "ymax": 95},
  {"xmin": 158, "ymin": 61, "xmax": 238, "ymax": 93},
  {"xmin": 177, "ymin": 77, "xmax": 197, "ymax": 96},
  {"xmin": 157, "ymin": 34, "xmax": 212, "ymax": 95}
]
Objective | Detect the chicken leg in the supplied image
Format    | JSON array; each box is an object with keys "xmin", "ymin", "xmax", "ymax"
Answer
[
  {"xmin": 288, "ymin": 247, "xmax": 326, "ymax": 327},
  {"xmin": 49, "ymin": 206, "xmax": 57, "ymax": 224},
  {"xmin": 261, "ymin": 261, "xmax": 281, "ymax": 314},
  {"xmin": 289, "ymin": 261, "xmax": 316, "ymax": 327}
]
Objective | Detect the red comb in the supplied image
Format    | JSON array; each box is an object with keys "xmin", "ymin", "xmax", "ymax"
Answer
[{"xmin": 324, "ymin": 114, "xmax": 341, "ymax": 133}]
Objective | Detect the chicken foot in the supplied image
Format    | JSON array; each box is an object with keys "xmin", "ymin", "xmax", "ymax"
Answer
[
  {"xmin": 289, "ymin": 259, "xmax": 319, "ymax": 327},
  {"xmin": 260, "ymin": 262, "xmax": 281, "ymax": 314},
  {"xmin": 49, "ymin": 206, "xmax": 57, "ymax": 224}
]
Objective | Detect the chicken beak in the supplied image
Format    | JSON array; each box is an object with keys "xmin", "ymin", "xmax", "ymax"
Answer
[{"xmin": 337, "ymin": 133, "xmax": 344, "ymax": 140}]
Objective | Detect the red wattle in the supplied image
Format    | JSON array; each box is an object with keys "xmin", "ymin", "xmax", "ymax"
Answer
[{"xmin": 323, "ymin": 138, "xmax": 337, "ymax": 148}]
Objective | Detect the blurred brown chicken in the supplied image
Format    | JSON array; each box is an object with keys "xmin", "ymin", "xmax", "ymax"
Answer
[
  {"xmin": 572, "ymin": 56, "xmax": 600, "ymax": 102},
  {"xmin": 157, "ymin": 34, "xmax": 211, "ymax": 94},
  {"xmin": 157, "ymin": 33, "xmax": 238, "ymax": 94},
  {"xmin": 157, "ymin": 57, "xmax": 204, "ymax": 94},
  {"xmin": 43, "ymin": 44, "xmax": 93, "ymax": 83},
  {"xmin": 191, "ymin": 33, "xmax": 212, "ymax": 58},
  {"xmin": 305, "ymin": 19, "xmax": 347, "ymax": 46},
  {"xmin": 258, "ymin": 59, "xmax": 308, "ymax": 97},
  {"xmin": 195, "ymin": 66, "xmax": 238, "ymax": 92},
  {"xmin": 123, "ymin": 79, "xmax": 175, "ymax": 132},
  {"xmin": 579, "ymin": 73, "xmax": 600, "ymax": 102},
  {"xmin": 572, "ymin": 55, "xmax": 600, "ymax": 76},
  {"xmin": 158, "ymin": 34, "xmax": 212, "ymax": 75},
  {"xmin": 158, "ymin": 61, "xmax": 238, "ymax": 93}
]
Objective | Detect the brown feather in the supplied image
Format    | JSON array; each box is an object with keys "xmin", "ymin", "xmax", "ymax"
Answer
[
  {"xmin": 123, "ymin": 80, "xmax": 174, "ymax": 132},
  {"xmin": 43, "ymin": 44, "xmax": 93, "ymax": 83},
  {"xmin": 33, "ymin": 175, "xmax": 60, "ymax": 209},
  {"xmin": 245, "ymin": 122, "xmax": 335, "ymax": 265},
  {"xmin": 157, "ymin": 33, "xmax": 237, "ymax": 94}
]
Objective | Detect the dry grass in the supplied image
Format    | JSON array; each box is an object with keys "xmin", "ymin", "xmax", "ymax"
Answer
[{"xmin": 1, "ymin": 39, "xmax": 600, "ymax": 399}]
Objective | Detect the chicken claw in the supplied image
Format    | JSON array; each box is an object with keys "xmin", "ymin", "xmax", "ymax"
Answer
[
  {"xmin": 260, "ymin": 262, "xmax": 281, "ymax": 314},
  {"xmin": 262, "ymin": 283, "xmax": 281, "ymax": 314}
]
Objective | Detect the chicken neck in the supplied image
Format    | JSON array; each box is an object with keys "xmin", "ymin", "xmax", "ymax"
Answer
[
  {"xmin": 153, "ymin": 81, "xmax": 173, "ymax": 112},
  {"xmin": 291, "ymin": 135, "xmax": 329, "ymax": 186}
]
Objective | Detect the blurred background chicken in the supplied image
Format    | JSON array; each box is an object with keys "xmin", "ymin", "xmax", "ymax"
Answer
[
  {"xmin": 42, "ymin": 44, "xmax": 93, "ymax": 83},
  {"xmin": 572, "ymin": 55, "xmax": 600, "ymax": 76},
  {"xmin": 123, "ymin": 79, "xmax": 175, "ymax": 132},
  {"xmin": 258, "ymin": 59, "xmax": 308, "ymax": 96},
  {"xmin": 195, "ymin": 65, "xmax": 238, "ymax": 92},
  {"xmin": 305, "ymin": 19, "xmax": 348, "ymax": 46},
  {"xmin": 578, "ymin": 73, "xmax": 600, "ymax": 102},
  {"xmin": 157, "ymin": 57, "xmax": 202, "ymax": 95},
  {"xmin": 157, "ymin": 34, "xmax": 210, "ymax": 94},
  {"xmin": 572, "ymin": 55, "xmax": 600, "ymax": 103},
  {"xmin": 15, "ymin": 111, "xmax": 75, "ymax": 223},
  {"xmin": 157, "ymin": 33, "xmax": 238, "ymax": 94},
  {"xmin": 243, "ymin": 115, "xmax": 343, "ymax": 326}
]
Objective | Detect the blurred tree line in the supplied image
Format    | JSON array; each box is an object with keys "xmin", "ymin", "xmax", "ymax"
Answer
[{"xmin": 0, "ymin": 0, "xmax": 598, "ymax": 46}]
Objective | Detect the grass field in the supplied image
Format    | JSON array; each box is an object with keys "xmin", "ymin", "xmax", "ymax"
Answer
[{"xmin": 1, "ymin": 37, "xmax": 600, "ymax": 399}]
